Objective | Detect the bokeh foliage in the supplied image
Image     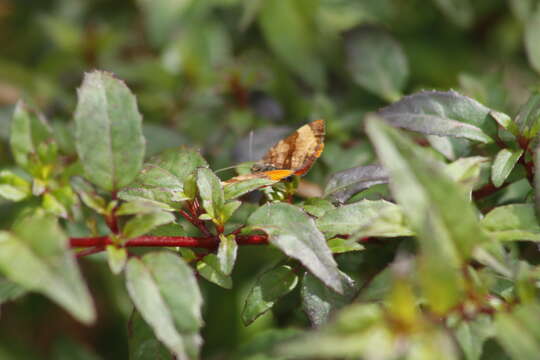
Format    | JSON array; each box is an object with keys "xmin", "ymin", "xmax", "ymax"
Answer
[{"xmin": 3, "ymin": 0, "xmax": 540, "ymax": 359}]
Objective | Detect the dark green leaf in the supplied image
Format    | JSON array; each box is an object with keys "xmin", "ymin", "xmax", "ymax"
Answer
[
  {"xmin": 242, "ymin": 265, "xmax": 298, "ymax": 326},
  {"xmin": 116, "ymin": 200, "xmax": 172, "ymax": 216},
  {"xmin": 0, "ymin": 214, "xmax": 95, "ymax": 324},
  {"xmin": 0, "ymin": 170, "xmax": 31, "ymax": 202},
  {"xmin": 301, "ymin": 198, "xmax": 335, "ymax": 218},
  {"xmin": 122, "ymin": 211, "xmax": 175, "ymax": 240},
  {"xmin": 491, "ymin": 149, "xmax": 523, "ymax": 187},
  {"xmin": 126, "ymin": 252, "xmax": 203, "ymax": 360},
  {"xmin": 433, "ymin": 0, "xmax": 474, "ymax": 28},
  {"xmin": 316, "ymin": 199, "xmax": 412, "ymax": 238},
  {"xmin": 324, "ymin": 165, "xmax": 389, "ymax": 203},
  {"xmin": 9, "ymin": 100, "xmax": 52, "ymax": 170},
  {"xmin": 118, "ymin": 147, "xmax": 208, "ymax": 209},
  {"xmin": 482, "ymin": 204, "xmax": 540, "ymax": 241},
  {"xmin": 259, "ymin": 0, "xmax": 325, "ymax": 88},
  {"xmin": 377, "ymin": 90, "xmax": 501, "ymax": 143},
  {"xmin": 196, "ymin": 254, "xmax": 232, "ymax": 289},
  {"xmin": 301, "ymin": 272, "xmax": 357, "ymax": 327},
  {"xmin": 247, "ymin": 203, "xmax": 343, "ymax": 293},
  {"xmin": 74, "ymin": 71, "xmax": 145, "ymax": 192},
  {"xmin": 515, "ymin": 91, "xmax": 540, "ymax": 139},
  {"xmin": 345, "ymin": 26, "xmax": 408, "ymax": 101},
  {"xmin": 129, "ymin": 310, "xmax": 171, "ymax": 360}
]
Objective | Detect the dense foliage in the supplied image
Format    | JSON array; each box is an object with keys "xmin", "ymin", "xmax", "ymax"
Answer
[{"xmin": 4, "ymin": 1, "xmax": 540, "ymax": 359}]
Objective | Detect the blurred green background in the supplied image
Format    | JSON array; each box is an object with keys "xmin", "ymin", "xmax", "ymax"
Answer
[{"xmin": 0, "ymin": 0, "xmax": 539, "ymax": 358}]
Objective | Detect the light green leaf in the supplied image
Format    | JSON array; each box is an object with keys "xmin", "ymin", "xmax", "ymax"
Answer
[
  {"xmin": 116, "ymin": 200, "xmax": 173, "ymax": 215},
  {"xmin": 247, "ymin": 203, "xmax": 343, "ymax": 293},
  {"xmin": 220, "ymin": 200, "xmax": 242, "ymax": 224},
  {"xmin": 242, "ymin": 265, "xmax": 298, "ymax": 326},
  {"xmin": 455, "ymin": 315, "xmax": 493, "ymax": 360},
  {"xmin": 0, "ymin": 170, "xmax": 31, "ymax": 201},
  {"xmin": 0, "ymin": 277, "xmax": 26, "ymax": 307},
  {"xmin": 126, "ymin": 252, "xmax": 203, "ymax": 360},
  {"xmin": 482, "ymin": 204, "xmax": 540, "ymax": 241},
  {"xmin": 137, "ymin": 0, "xmax": 194, "ymax": 47},
  {"xmin": 327, "ymin": 238, "xmax": 364, "ymax": 254},
  {"xmin": 74, "ymin": 71, "xmax": 145, "ymax": 192},
  {"xmin": 9, "ymin": 100, "xmax": 52, "ymax": 170},
  {"xmin": 346, "ymin": 26, "xmax": 408, "ymax": 102},
  {"xmin": 197, "ymin": 254, "xmax": 232, "ymax": 289},
  {"xmin": 495, "ymin": 304, "xmax": 540, "ymax": 360},
  {"xmin": 123, "ymin": 211, "xmax": 175, "ymax": 240},
  {"xmin": 301, "ymin": 272, "xmax": 357, "ymax": 327},
  {"xmin": 0, "ymin": 215, "xmax": 95, "ymax": 324},
  {"xmin": 259, "ymin": 0, "xmax": 325, "ymax": 88},
  {"xmin": 316, "ymin": 199, "xmax": 412, "ymax": 238},
  {"xmin": 301, "ymin": 198, "xmax": 335, "ymax": 218},
  {"xmin": 119, "ymin": 147, "xmax": 208, "ymax": 209},
  {"xmin": 217, "ymin": 234, "xmax": 238, "ymax": 276},
  {"xmin": 196, "ymin": 168, "xmax": 224, "ymax": 223},
  {"xmin": 366, "ymin": 115, "xmax": 490, "ymax": 313},
  {"xmin": 42, "ymin": 192, "xmax": 68, "ymax": 218},
  {"xmin": 491, "ymin": 149, "xmax": 523, "ymax": 188},
  {"xmin": 106, "ymin": 245, "xmax": 127, "ymax": 275},
  {"xmin": 526, "ymin": 9, "xmax": 540, "ymax": 75},
  {"xmin": 223, "ymin": 177, "xmax": 276, "ymax": 200}
]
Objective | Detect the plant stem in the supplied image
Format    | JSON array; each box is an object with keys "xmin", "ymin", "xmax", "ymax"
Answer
[{"xmin": 70, "ymin": 234, "xmax": 268, "ymax": 256}]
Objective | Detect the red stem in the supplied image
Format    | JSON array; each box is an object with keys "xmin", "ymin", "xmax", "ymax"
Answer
[{"xmin": 70, "ymin": 234, "xmax": 268, "ymax": 251}]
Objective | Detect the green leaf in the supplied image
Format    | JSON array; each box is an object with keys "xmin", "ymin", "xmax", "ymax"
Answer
[
  {"xmin": 122, "ymin": 211, "xmax": 175, "ymax": 240},
  {"xmin": 196, "ymin": 168, "xmax": 224, "ymax": 223},
  {"xmin": 247, "ymin": 203, "xmax": 343, "ymax": 293},
  {"xmin": 377, "ymin": 90, "xmax": 500, "ymax": 143},
  {"xmin": 345, "ymin": 26, "xmax": 408, "ymax": 102},
  {"xmin": 42, "ymin": 192, "xmax": 68, "ymax": 218},
  {"xmin": 316, "ymin": 199, "xmax": 412, "ymax": 238},
  {"xmin": 118, "ymin": 147, "xmax": 208, "ymax": 209},
  {"xmin": 126, "ymin": 252, "xmax": 203, "ymax": 360},
  {"xmin": 259, "ymin": 0, "xmax": 325, "ymax": 88},
  {"xmin": 0, "ymin": 170, "xmax": 31, "ymax": 201},
  {"xmin": 327, "ymin": 238, "xmax": 364, "ymax": 254},
  {"xmin": 0, "ymin": 277, "xmax": 26, "ymax": 307},
  {"xmin": 366, "ymin": 115, "xmax": 490, "ymax": 313},
  {"xmin": 324, "ymin": 165, "xmax": 388, "ymax": 204},
  {"xmin": 301, "ymin": 198, "xmax": 336, "ymax": 218},
  {"xmin": 482, "ymin": 204, "xmax": 540, "ymax": 241},
  {"xmin": 106, "ymin": 245, "xmax": 127, "ymax": 274},
  {"xmin": 217, "ymin": 234, "xmax": 238, "ymax": 276},
  {"xmin": 137, "ymin": 0, "xmax": 194, "ymax": 47},
  {"xmin": 495, "ymin": 304, "xmax": 540, "ymax": 360},
  {"xmin": 433, "ymin": 0, "xmax": 474, "ymax": 28},
  {"xmin": 196, "ymin": 254, "xmax": 232, "ymax": 289},
  {"xmin": 509, "ymin": 0, "xmax": 538, "ymax": 22},
  {"xmin": 444, "ymin": 156, "xmax": 487, "ymax": 189},
  {"xmin": 9, "ymin": 100, "xmax": 53, "ymax": 170},
  {"xmin": 515, "ymin": 91, "xmax": 540, "ymax": 139},
  {"xmin": 223, "ymin": 177, "xmax": 276, "ymax": 201},
  {"xmin": 301, "ymin": 272, "xmax": 357, "ymax": 327},
  {"xmin": 455, "ymin": 315, "xmax": 493, "ymax": 360},
  {"xmin": 74, "ymin": 71, "xmax": 145, "ymax": 192},
  {"xmin": 116, "ymin": 199, "xmax": 173, "ymax": 215},
  {"xmin": 242, "ymin": 265, "xmax": 298, "ymax": 326},
  {"xmin": 220, "ymin": 200, "xmax": 242, "ymax": 224},
  {"xmin": 129, "ymin": 310, "xmax": 171, "ymax": 360},
  {"xmin": 491, "ymin": 149, "xmax": 523, "ymax": 188},
  {"xmin": 0, "ymin": 215, "xmax": 95, "ymax": 324},
  {"xmin": 526, "ymin": 9, "xmax": 540, "ymax": 75}
]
